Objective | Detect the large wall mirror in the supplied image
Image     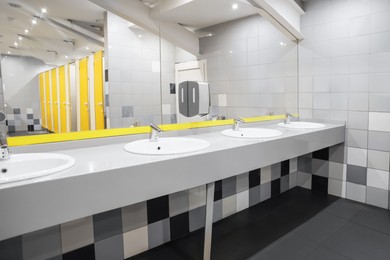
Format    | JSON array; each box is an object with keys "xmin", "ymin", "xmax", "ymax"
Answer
[{"xmin": 0, "ymin": 0, "xmax": 298, "ymax": 139}]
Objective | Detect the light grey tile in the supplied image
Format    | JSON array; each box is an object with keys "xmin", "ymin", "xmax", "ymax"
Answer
[
  {"xmin": 236, "ymin": 172, "xmax": 249, "ymax": 193},
  {"xmin": 329, "ymin": 162, "xmax": 345, "ymax": 181},
  {"xmin": 297, "ymin": 172, "xmax": 312, "ymax": 189},
  {"xmin": 189, "ymin": 206, "xmax": 206, "ymax": 232},
  {"xmin": 121, "ymin": 106, "xmax": 133, "ymax": 118},
  {"xmin": 369, "ymin": 93, "xmax": 390, "ymax": 112},
  {"xmin": 349, "ymin": 93, "xmax": 368, "ymax": 111},
  {"xmin": 298, "ymin": 157, "xmax": 312, "ymax": 173},
  {"xmin": 330, "ymin": 75, "xmax": 348, "ymax": 93},
  {"xmin": 189, "ymin": 185, "xmax": 206, "ymax": 210},
  {"xmin": 346, "ymin": 182, "xmax": 366, "ymax": 203},
  {"xmin": 328, "ymin": 179, "xmax": 344, "ymax": 197},
  {"xmin": 122, "ymin": 202, "xmax": 147, "ymax": 233},
  {"xmin": 260, "ymin": 182, "xmax": 271, "ymax": 202},
  {"xmin": 61, "ymin": 217, "xmax": 94, "ymax": 254},
  {"xmin": 222, "ymin": 195, "xmax": 237, "ymax": 218},
  {"xmin": 281, "ymin": 175, "xmax": 289, "ymax": 193},
  {"xmin": 123, "ymin": 226, "xmax": 148, "ymax": 259},
  {"xmin": 249, "ymin": 186, "xmax": 261, "ymax": 206},
  {"xmin": 347, "ymin": 129, "xmax": 368, "ymax": 149},
  {"xmin": 169, "ymin": 190, "xmax": 189, "ymax": 217},
  {"xmin": 330, "ymin": 93, "xmax": 348, "ymax": 110},
  {"xmin": 213, "ymin": 200, "xmax": 223, "ymax": 223},
  {"xmin": 312, "ymin": 159, "xmax": 329, "ymax": 177},
  {"xmin": 147, "ymin": 219, "xmax": 170, "ymax": 249},
  {"xmin": 289, "ymin": 171, "xmax": 298, "ymax": 189},
  {"xmin": 347, "ymin": 165, "xmax": 367, "ymax": 185},
  {"xmin": 370, "ymin": 73, "xmax": 390, "ymax": 93},
  {"xmin": 22, "ymin": 226, "xmax": 62, "ymax": 260},
  {"xmin": 94, "ymin": 234, "xmax": 124, "ymax": 260},
  {"xmin": 348, "ymin": 111, "xmax": 368, "ymax": 130},
  {"xmin": 368, "ymin": 131, "xmax": 390, "ymax": 152},
  {"xmin": 222, "ymin": 176, "xmax": 236, "ymax": 198},
  {"xmin": 349, "ymin": 73, "xmax": 369, "ymax": 92},
  {"xmin": 366, "ymin": 187, "xmax": 389, "ymax": 209}
]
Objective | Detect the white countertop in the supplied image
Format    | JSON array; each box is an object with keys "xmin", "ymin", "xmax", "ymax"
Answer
[{"xmin": 0, "ymin": 120, "xmax": 345, "ymax": 240}]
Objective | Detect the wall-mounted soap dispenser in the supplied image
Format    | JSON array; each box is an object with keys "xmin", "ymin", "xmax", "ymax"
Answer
[{"xmin": 178, "ymin": 81, "xmax": 210, "ymax": 117}]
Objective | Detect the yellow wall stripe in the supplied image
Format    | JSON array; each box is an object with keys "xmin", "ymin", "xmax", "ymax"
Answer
[{"xmin": 8, "ymin": 115, "xmax": 289, "ymax": 147}]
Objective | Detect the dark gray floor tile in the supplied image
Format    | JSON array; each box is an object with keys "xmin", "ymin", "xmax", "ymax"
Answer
[
  {"xmin": 248, "ymin": 233, "xmax": 318, "ymax": 260},
  {"xmin": 294, "ymin": 211, "xmax": 347, "ymax": 243},
  {"xmin": 351, "ymin": 205, "xmax": 390, "ymax": 235},
  {"xmin": 324, "ymin": 199, "xmax": 363, "ymax": 219},
  {"xmin": 323, "ymin": 222, "xmax": 390, "ymax": 260},
  {"xmin": 304, "ymin": 246, "xmax": 351, "ymax": 260}
]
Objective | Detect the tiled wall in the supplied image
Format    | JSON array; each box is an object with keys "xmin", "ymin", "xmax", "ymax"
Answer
[
  {"xmin": 105, "ymin": 12, "xmax": 180, "ymax": 128},
  {"xmin": 0, "ymin": 55, "xmax": 44, "ymax": 133},
  {"xmin": 200, "ymin": 15, "xmax": 299, "ymax": 118},
  {"xmin": 298, "ymin": 0, "xmax": 390, "ymax": 209},
  {"xmin": 0, "ymin": 158, "xmax": 298, "ymax": 259}
]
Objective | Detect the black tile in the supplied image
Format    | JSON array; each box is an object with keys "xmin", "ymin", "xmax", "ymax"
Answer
[
  {"xmin": 304, "ymin": 246, "xmax": 350, "ymax": 260},
  {"xmin": 323, "ymin": 222, "xmax": 390, "ymax": 260},
  {"xmin": 170, "ymin": 83, "xmax": 176, "ymax": 94},
  {"xmin": 271, "ymin": 179, "xmax": 280, "ymax": 197},
  {"xmin": 249, "ymin": 169, "xmax": 261, "ymax": 188},
  {"xmin": 311, "ymin": 175, "xmax": 328, "ymax": 194},
  {"xmin": 170, "ymin": 212, "xmax": 189, "ymax": 241},
  {"xmin": 295, "ymin": 211, "xmax": 347, "ymax": 244},
  {"xmin": 222, "ymin": 176, "xmax": 236, "ymax": 198},
  {"xmin": 247, "ymin": 233, "xmax": 318, "ymax": 260},
  {"xmin": 63, "ymin": 244, "xmax": 95, "ymax": 260},
  {"xmin": 13, "ymin": 108, "xmax": 20, "ymax": 114},
  {"xmin": 147, "ymin": 195, "xmax": 169, "ymax": 224},
  {"xmin": 351, "ymin": 205, "xmax": 390, "ymax": 235},
  {"xmin": 312, "ymin": 147, "xmax": 329, "ymax": 161},
  {"xmin": 214, "ymin": 180, "xmax": 222, "ymax": 201},
  {"xmin": 324, "ymin": 199, "xmax": 364, "ymax": 220},
  {"xmin": 104, "ymin": 69, "xmax": 109, "ymax": 82},
  {"xmin": 93, "ymin": 208, "xmax": 122, "ymax": 242},
  {"xmin": 27, "ymin": 125, "xmax": 34, "ymax": 131},
  {"xmin": 8, "ymin": 126, "xmax": 15, "ymax": 133},
  {"xmin": 0, "ymin": 236, "xmax": 23, "ymax": 260},
  {"xmin": 281, "ymin": 160, "xmax": 289, "ymax": 176}
]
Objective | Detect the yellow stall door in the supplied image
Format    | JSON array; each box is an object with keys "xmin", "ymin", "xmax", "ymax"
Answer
[
  {"xmin": 51, "ymin": 69, "xmax": 59, "ymax": 133},
  {"xmin": 39, "ymin": 73, "xmax": 47, "ymax": 129},
  {"xmin": 59, "ymin": 66, "xmax": 69, "ymax": 133},
  {"xmin": 79, "ymin": 57, "xmax": 90, "ymax": 131},
  {"xmin": 44, "ymin": 71, "xmax": 53, "ymax": 131},
  {"xmin": 94, "ymin": 51, "xmax": 105, "ymax": 130}
]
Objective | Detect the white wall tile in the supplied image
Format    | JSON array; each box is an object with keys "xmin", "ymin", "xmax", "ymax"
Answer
[
  {"xmin": 369, "ymin": 93, "xmax": 390, "ymax": 112},
  {"xmin": 370, "ymin": 11, "xmax": 390, "ymax": 34},
  {"xmin": 370, "ymin": 73, "xmax": 390, "ymax": 92},
  {"xmin": 330, "ymin": 57, "xmax": 349, "ymax": 74},
  {"xmin": 313, "ymin": 76, "xmax": 330, "ymax": 92},
  {"xmin": 328, "ymin": 179, "xmax": 345, "ymax": 197},
  {"xmin": 349, "ymin": 93, "xmax": 368, "ymax": 111},
  {"xmin": 349, "ymin": 74, "xmax": 369, "ymax": 92},
  {"xmin": 313, "ymin": 93, "xmax": 330, "ymax": 109},
  {"xmin": 367, "ymin": 168, "xmax": 389, "ymax": 190},
  {"xmin": 370, "ymin": 32, "xmax": 390, "ymax": 54},
  {"xmin": 261, "ymin": 166, "xmax": 271, "ymax": 184},
  {"xmin": 299, "ymin": 93, "xmax": 313, "ymax": 109},
  {"xmin": 222, "ymin": 195, "xmax": 237, "ymax": 218},
  {"xmin": 347, "ymin": 147, "xmax": 368, "ymax": 167},
  {"xmin": 349, "ymin": 55, "xmax": 370, "ymax": 74},
  {"xmin": 330, "ymin": 75, "xmax": 349, "ymax": 92},
  {"xmin": 368, "ymin": 112, "xmax": 390, "ymax": 132},
  {"xmin": 349, "ymin": 35, "xmax": 370, "ymax": 55},
  {"xmin": 348, "ymin": 111, "xmax": 369, "ymax": 130},
  {"xmin": 330, "ymin": 93, "xmax": 348, "ymax": 110},
  {"xmin": 349, "ymin": 15, "xmax": 370, "ymax": 37},
  {"xmin": 370, "ymin": 53, "xmax": 390, "ymax": 73},
  {"xmin": 367, "ymin": 149, "xmax": 390, "ymax": 171},
  {"xmin": 236, "ymin": 190, "xmax": 249, "ymax": 212},
  {"xmin": 123, "ymin": 226, "xmax": 148, "ymax": 259}
]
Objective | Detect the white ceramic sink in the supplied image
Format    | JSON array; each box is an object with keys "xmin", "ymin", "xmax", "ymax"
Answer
[
  {"xmin": 221, "ymin": 128, "xmax": 283, "ymax": 139},
  {"xmin": 0, "ymin": 153, "xmax": 76, "ymax": 184},
  {"xmin": 277, "ymin": 122, "xmax": 326, "ymax": 129},
  {"xmin": 124, "ymin": 137, "xmax": 210, "ymax": 155}
]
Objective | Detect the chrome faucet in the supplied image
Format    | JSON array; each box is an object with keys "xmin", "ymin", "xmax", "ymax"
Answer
[
  {"xmin": 150, "ymin": 123, "xmax": 162, "ymax": 142},
  {"xmin": 284, "ymin": 113, "xmax": 295, "ymax": 124},
  {"xmin": 233, "ymin": 117, "xmax": 245, "ymax": 131},
  {"xmin": 0, "ymin": 131, "xmax": 10, "ymax": 160}
]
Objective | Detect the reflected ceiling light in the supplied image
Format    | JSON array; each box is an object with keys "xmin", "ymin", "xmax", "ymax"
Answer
[
  {"xmin": 138, "ymin": 34, "xmax": 142, "ymax": 38},
  {"xmin": 232, "ymin": 3, "xmax": 238, "ymax": 9},
  {"xmin": 7, "ymin": 51, "xmax": 11, "ymax": 54},
  {"xmin": 18, "ymin": 36, "xmax": 23, "ymax": 40},
  {"xmin": 41, "ymin": 8, "xmax": 47, "ymax": 13},
  {"xmin": 86, "ymin": 46, "xmax": 89, "ymax": 50},
  {"xmin": 65, "ymin": 55, "xmax": 68, "ymax": 59},
  {"xmin": 207, "ymin": 33, "xmax": 213, "ymax": 37},
  {"xmin": 14, "ymin": 42, "xmax": 18, "ymax": 46},
  {"xmin": 280, "ymin": 41, "xmax": 286, "ymax": 47},
  {"xmin": 32, "ymin": 19, "xmax": 37, "ymax": 25},
  {"xmin": 24, "ymin": 29, "xmax": 29, "ymax": 33},
  {"xmin": 229, "ymin": 50, "xmax": 233, "ymax": 54}
]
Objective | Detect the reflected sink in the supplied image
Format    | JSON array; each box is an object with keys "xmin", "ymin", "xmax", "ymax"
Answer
[
  {"xmin": 221, "ymin": 128, "xmax": 283, "ymax": 139},
  {"xmin": 124, "ymin": 137, "xmax": 210, "ymax": 155},
  {"xmin": 277, "ymin": 122, "xmax": 326, "ymax": 129},
  {"xmin": 0, "ymin": 153, "xmax": 76, "ymax": 184}
]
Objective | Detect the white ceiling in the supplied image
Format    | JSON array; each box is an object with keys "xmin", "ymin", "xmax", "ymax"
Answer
[
  {"xmin": 0, "ymin": 0, "xmax": 260, "ymax": 65},
  {"xmin": 0, "ymin": 0, "xmax": 105, "ymax": 66}
]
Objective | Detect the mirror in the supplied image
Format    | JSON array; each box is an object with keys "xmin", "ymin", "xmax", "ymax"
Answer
[{"xmin": 0, "ymin": 0, "xmax": 298, "ymax": 139}]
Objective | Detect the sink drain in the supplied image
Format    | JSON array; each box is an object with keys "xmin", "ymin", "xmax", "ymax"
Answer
[{"xmin": 1, "ymin": 168, "xmax": 7, "ymax": 174}]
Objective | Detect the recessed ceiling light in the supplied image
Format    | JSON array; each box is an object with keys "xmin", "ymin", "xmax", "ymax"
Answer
[
  {"xmin": 41, "ymin": 8, "xmax": 47, "ymax": 13},
  {"xmin": 232, "ymin": 3, "xmax": 238, "ymax": 10},
  {"xmin": 18, "ymin": 36, "xmax": 22, "ymax": 40},
  {"xmin": 138, "ymin": 34, "xmax": 142, "ymax": 38},
  {"xmin": 280, "ymin": 41, "xmax": 286, "ymax": 47},
  {"xmin": 32, "ymin": 19, "xmax": 37, "ymax": 25},
  {"xmin": 65, "ymin": 55, "xmax": 68, "ymax": 59},
  {"xmin": 229, "ymin": 50, "xmax": 233, "ymax": 54},
  {"xmin": 86, "ymin": 46, "xmax": 89, "ymax": 50},
  {"xmin": 7, "ymin": 51, "xmax": 11, "ymax": 54},
  {"xmin": 24, "ymin": 29, "xmax": 29, "ymax": 33},
  {"xmin": 14, "ymin": 42, "xmax": 18, "ymax": 46}
]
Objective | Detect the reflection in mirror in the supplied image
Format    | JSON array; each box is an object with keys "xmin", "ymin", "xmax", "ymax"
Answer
[{"xmin": 159, "ymin": 0, "xmax": 298, "ymax": 124}]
